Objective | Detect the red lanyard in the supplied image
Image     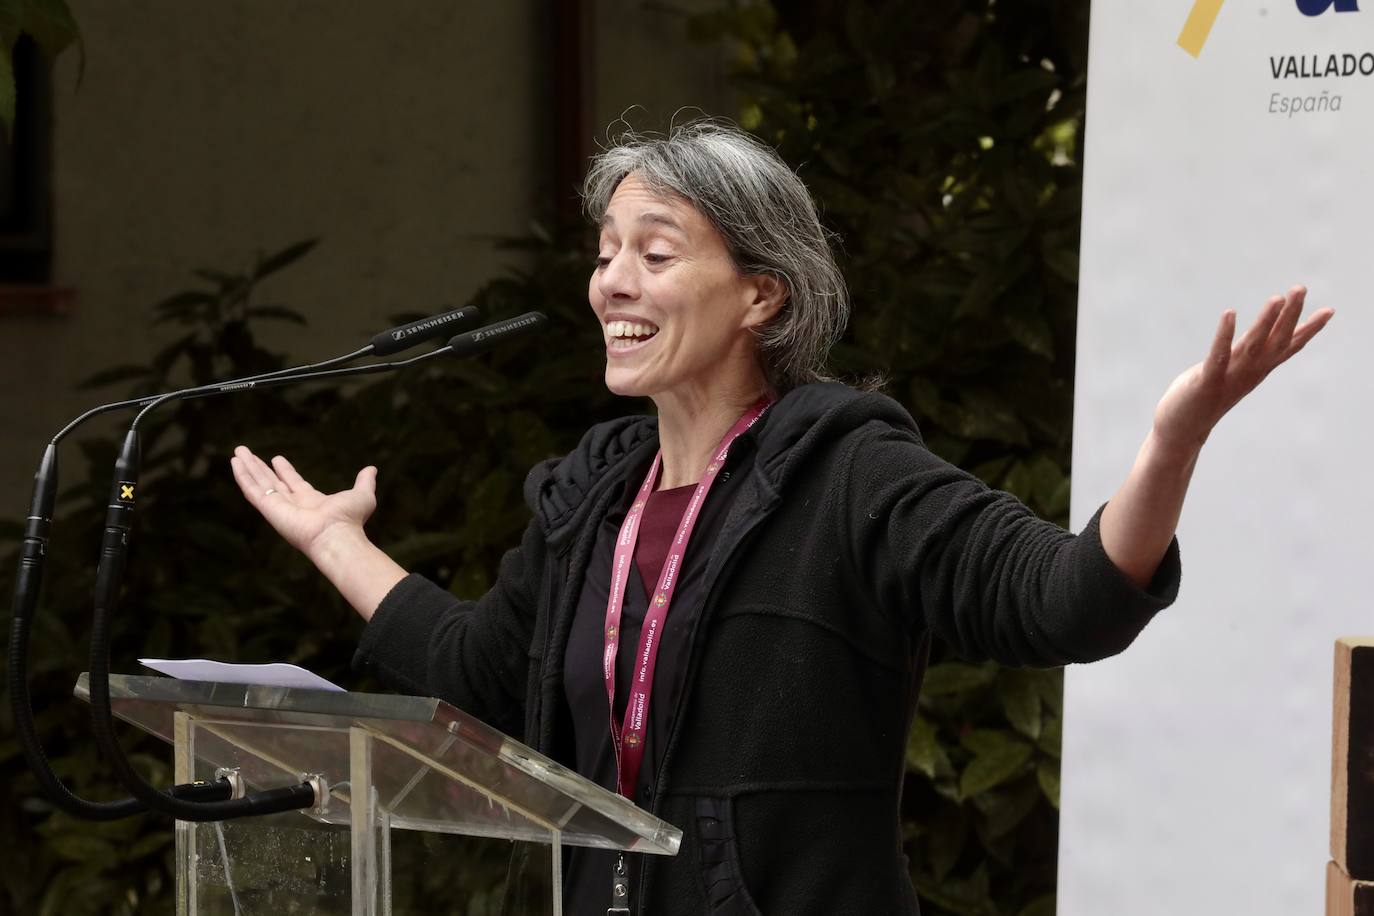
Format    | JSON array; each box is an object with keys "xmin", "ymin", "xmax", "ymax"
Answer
[{"xmin": 602, "ymin": 398, "xmax": 771, "ymax": 799}]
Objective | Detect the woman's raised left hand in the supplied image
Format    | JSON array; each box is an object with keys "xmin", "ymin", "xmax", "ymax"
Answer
[
  {"xmin": 1099, "ymin": 285, "xmax": 1334, "ymax": 587},
  {"xmin": 1149, "ymin": 285, "xmax": 1335, "ymax": 458}
]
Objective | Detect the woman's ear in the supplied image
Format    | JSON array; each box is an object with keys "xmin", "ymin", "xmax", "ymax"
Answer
[{"xmin": 743, "ymin": 273, "xmax": 789, "ymax": 329}]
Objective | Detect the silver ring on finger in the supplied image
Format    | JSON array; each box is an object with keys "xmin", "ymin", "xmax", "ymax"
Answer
[{"xmin": 264, "ymin": 488, "xmax": 278, "ymax": 497}]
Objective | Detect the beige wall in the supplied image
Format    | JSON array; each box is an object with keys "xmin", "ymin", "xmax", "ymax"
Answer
[
  {"xmin": 592, "ymin": 0, "xmax": 733, "ymax": 135},
  {"xmin": 0, "ymin": 0, "xmax": 730, "ymax": 520}
]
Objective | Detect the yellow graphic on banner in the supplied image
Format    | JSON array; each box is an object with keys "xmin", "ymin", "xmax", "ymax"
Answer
[{"xmin": 1178, "ymin": 0, "xmax": 1226, "ymax": 58}]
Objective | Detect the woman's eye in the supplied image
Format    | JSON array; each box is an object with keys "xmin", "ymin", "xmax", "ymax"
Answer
[
  {"xmin": 594, "ymin": 255, "xmax": 612, "ymax": 269},
  {"xmin": 644, "ymin": 253, "xmax": 671, "ymax": 265}
]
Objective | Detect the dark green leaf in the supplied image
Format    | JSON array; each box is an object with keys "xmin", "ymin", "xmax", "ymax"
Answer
[
  {"xmin": 253, "ymin": 238, "xmax": 319, "ymax": 281},
  {"xmin": 1033, "ymin": 668, "xmax": 1064, "ymax": 714},
  {"xmin": 1002, "ymin": 460, "xmax": 1034, "ymax": 502},
  {"xmin": 1044, "ymin": 475, "xmax": 1071, "ymax": 522},
  {"xmin": 1019, "ymin": 895, "xmax": 1057, "ymax": 916},
  {"xmin": 152, "ymin": 290, "xmax": 215, "ymax": 315},
  {"xmin": 1044, "ymin": 244, "xmax": 1079, "ymax": 284},
  {"xmin": 922, "ymin": 662, "xmax": 996, "ymax": 696},
  {"xmin": 997, "ymin": 671, "xmax": 1042, "ymax": 739},
  {"xmin": 960, "ymin": 728, "xmax": 1016, "ymax": 756},
  {"xmin": 907, "ymin": 376, "xmax": 943, "ymax": 419},
  {"xmin": 906, "ymin": 714, "xmax": 951, "ymax": 779},
  {"xmin": 19, "ymin": 0, "xmax": 79, "ymax": 60},
  {"xmin": 944, "ymin": 389, "xmax": 1030, "ymax": 446},
  {"xmin": 245, "ymin": 304, "xmax": 308, "ymax": 325},
  {"xmin": 960, "ymin": 738, "xmax": 1032, "ymax": 798},
  {"xmin": 47, "ymin": 834, "xmax": 117, "ymax": 862},
  {"xmin": 126, "ymin": 832, "xmax": 172, "ymax": 859},
  {"xmin": 1036, "ymin": 759, "xmax": 1060, "ymax": 808},
  {"xmin": 969, "ymin": 455, "xmax": 1012, "ymax": 487},
  {"xmin": 990, "ymin": 68, "xmax": 1059, "ymax": 104},
  {"xmin": 911, "ymin": 863, "xmax": 995, "ymax": 916},
  {"xmin": 1004, "ymin": 309, "xmax": 1055, "ymax": 359},
  {"xmin": 972, "ymin": 775, "xmax": 1042, "ymax": 838},
  {"xmin": 1037, "ymin": 713, "xmax": 1062, "ymax": 759},
  {"xmin": 923, "ymin": 801, "xmax": 970, "ymax": 883},
  {"xmin": 192, "ymin": 267, "xmax": 237, "ymax": 286}
]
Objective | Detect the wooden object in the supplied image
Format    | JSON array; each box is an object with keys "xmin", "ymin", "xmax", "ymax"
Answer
[
  {"xmin": 1333, "ymin": 638, "xmax": 1374, "ymax": 881},
  {"xmin": 1327, "ymin": 860, "xmax": 1374, "ymax": 916}
]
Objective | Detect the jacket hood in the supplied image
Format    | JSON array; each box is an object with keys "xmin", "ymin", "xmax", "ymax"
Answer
[{"xmin": 523, "ymin": 382, "xmax": 923, "ymax": 546}]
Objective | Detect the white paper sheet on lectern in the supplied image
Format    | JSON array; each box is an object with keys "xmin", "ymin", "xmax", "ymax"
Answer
[{"xmin": 139, "ymin": 658, "xmax": 345, "ymax": 692}]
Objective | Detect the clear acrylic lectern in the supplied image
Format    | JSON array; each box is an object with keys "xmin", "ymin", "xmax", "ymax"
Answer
[{"xmin": 74, "ymin": 673, "xmax": 681, "ymax": 916}]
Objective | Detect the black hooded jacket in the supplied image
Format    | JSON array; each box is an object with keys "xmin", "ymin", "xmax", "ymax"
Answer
[{"xmin": 354, "ymin": 383, "xmax": 1180, "ymax": 915}]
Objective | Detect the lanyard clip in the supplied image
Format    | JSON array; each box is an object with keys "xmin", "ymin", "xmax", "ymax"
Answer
[{"xmin": 607, "ymin": 852, "xmax": 631, "ymax": 915}]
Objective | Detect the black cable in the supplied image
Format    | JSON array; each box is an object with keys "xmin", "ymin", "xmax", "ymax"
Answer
[
  {"xmin": 9, "ymin": 598, "xmax": 234, "ymax": 818},
  {"xmin": 9, "ymin": 307, "xmax": 480, "ymax": 821},
  {"xmin": 53, "ymin": 346, "xmax": 373, "ymax": 442},
  {"xmin": 9, "ymin": 349, "xmax": 373, "ymax": 819},
  {"xmin": 86, "ymin": 484, "xmax": 316, "ymax": 820},
  {"xmin": 84, "ymin": 347, "xmax": 462, "ymax": 820}
]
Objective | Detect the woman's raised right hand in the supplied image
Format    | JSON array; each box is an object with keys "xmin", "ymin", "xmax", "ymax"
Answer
[{"xmin": 229, "ymin": 446, "xmax": 378, "ymax": 559}]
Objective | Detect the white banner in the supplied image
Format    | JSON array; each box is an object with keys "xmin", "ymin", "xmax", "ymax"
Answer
[{"xmin": 1065, "ymin": 2, "xmax": 1372, "ymax": 913}]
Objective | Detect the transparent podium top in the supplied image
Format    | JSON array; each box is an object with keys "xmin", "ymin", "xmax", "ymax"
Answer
[{"xmin": 75, "ymin": 674, "xmax": 681, "ymax": 856}]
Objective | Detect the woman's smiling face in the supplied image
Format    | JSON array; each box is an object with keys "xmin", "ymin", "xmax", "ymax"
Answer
[{"xmin": 589, "ymin": 173, "xmax": 776, "ymax": 401}]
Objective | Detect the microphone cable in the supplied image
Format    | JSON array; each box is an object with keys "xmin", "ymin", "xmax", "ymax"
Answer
[
  {"xmin": 10, "ymin": 307, "xmax": 481, "ymax": 820},
  {"xmin": 84, "ymin": 313, "xmax": 546, "ymax": 821}
]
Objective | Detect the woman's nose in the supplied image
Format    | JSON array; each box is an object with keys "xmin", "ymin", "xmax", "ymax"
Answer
[{"xmin": 596, "ymin": 252, "xmax": 639, "ymax": 300}]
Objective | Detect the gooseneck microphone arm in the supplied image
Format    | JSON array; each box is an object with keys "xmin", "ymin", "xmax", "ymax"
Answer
[
  {"xmin": 49, "ymin": 347, "xmax": 368, "ymax": 443},
  {"xmin": 84, "ymin": 312, "xmax": 546, "ymax": 821},
  {"xmin": 48, "ymin": 305, "xmax": 479, "ymax": 443},
  {"xmin": 10, "ymin": 306, "xmax": 482, "ymax": 821}
]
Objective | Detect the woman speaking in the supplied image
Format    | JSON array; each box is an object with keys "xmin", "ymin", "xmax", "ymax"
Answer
[{"xmin": 229, "ymin": 121, "xmax": 1332, "ymax": 915}]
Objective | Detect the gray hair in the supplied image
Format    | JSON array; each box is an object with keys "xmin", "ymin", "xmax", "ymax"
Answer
[{"xmin": 581, "ymin": 120, "xmax": 850, "ymax": 392}]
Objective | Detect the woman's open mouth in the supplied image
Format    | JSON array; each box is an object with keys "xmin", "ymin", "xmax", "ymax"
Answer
[{"xmin": 606, "ymin": 319, "xmax": 660, "ymax": 351}]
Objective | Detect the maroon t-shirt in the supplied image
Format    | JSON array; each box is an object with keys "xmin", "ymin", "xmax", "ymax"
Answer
[{"xmin": 633, "ymin": 484, "xmax": 698, "ymax": 597}]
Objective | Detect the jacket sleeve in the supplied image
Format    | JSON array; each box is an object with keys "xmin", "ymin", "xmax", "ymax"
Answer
[
  {"xmin": 351, "ymin": 514, "xmax": 546, "ymax": 733},
  {"xmin": 843, "ymin": 423, "xmax": 1181, "ymax": 667}
]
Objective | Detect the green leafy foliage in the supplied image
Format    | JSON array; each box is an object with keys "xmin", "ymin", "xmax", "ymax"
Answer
[{"xmin": 692, "ymin": 1, "xmax": 1089, "ymax": 912}]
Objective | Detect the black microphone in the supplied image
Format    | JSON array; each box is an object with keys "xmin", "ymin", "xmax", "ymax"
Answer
[
  {"xmin": 446, "ymin": 311, "xmax": 548, "ymax": 358},
  {"xmin": 9, "ymin": 305, "xmax": 481, "ymax": 822},
  {"xmin": 370, "ymin": 307, "xmax": 479, "ymax": 355},
  {"xmin": 83, "ymin": 311, "xmax": 548, "ymax": 822},
  {"xmin": 47, "ymin": 305, "xmax": 481, "ymax": 442}
]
